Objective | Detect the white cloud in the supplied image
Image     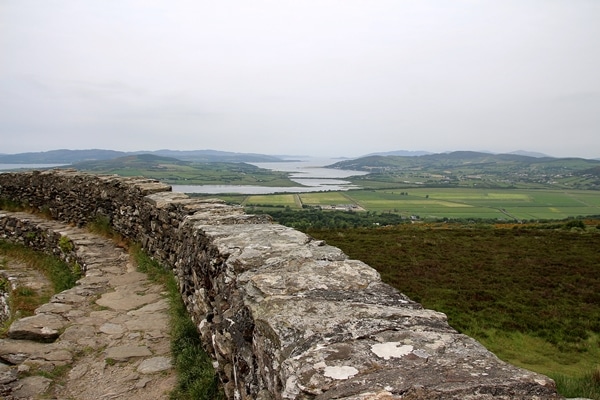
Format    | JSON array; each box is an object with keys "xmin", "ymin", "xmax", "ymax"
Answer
[{"xmin": 1, "ymin": 0, "xmax": 599, "ymax": 158}]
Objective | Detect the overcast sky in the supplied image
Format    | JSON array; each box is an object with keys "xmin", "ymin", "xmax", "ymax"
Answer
[{"xmin": 1, "ymin": 1, "xmax": 599, "ymax": 158}]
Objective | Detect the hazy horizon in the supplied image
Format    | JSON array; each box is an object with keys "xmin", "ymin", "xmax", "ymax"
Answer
[
  {"xmin": 0, "ymin": 147, "xmax": 594, "ymax": 161},
  {"xmin": 2, "ymin": 1, "xmax": 599, "ymax": 159}
]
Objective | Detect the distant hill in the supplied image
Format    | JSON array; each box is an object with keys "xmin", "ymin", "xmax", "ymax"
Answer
[
  {"xmin": 327, "ymin": 151, "xmax": 600, "ymax": 190},
  {"xmin": 71, "ymin": 154, "xmax": 188, "ymax": 170},
  {"xmin": 363, "ymin": 150, "xmax": 432, "ymax": 157},
  {"xmin": 507, "ymin": 150, "xmax": 552, "ymax": 158},
  {"xmin": 361, "ymin": 150, "xmax": 552, "ymax": 158},
  {"xmin": 327, "ymin": 151, "xmax": 581, "ymax": 171},
  {"xmin": 0, "ymin": 149, "xmax": 127, "ymax": 163},
  {"xmin": 328, "ymin": 151, "xmax": 555, "ymax": 170},
  {"xmin": 0, "ymin": 149, "xmax": 285, "ymax": 164},
  {"xmin": 69, "ymin": 153, "xmax": 299, "ymax": 187},
  {"xmin": 150, "ymin": 149, "xmax": 282, "ymax": 162}
]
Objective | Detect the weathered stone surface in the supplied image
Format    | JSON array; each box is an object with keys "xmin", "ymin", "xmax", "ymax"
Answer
[
  {"xmin": 10, "ymin": 375, "xmax": 52, "ymax": 398},
  {"xmin": 59, "ymin": 324, "xmax": 99, "ymax": 343},
  {"xmin": 35, "ymin": 302, "xmax": 73, "ymax": 315},
  {"xmin": 96, "ymin": 289, "xmax": 161, "ymax": 311},
  {"xmin": 0, "ymin": 362, "xmax": 17, "ymax": 385},
  {"xmin": 68, "ymin": 363, "xmax": 89, "ymax": 380},
  {"xmin": 137, "ymin": 356, "xmax": 172, "ymax": 374},
  {"xmin": 128, "ymin": 298, "xmax": 169, "ymax": 314},
  {"xmin": 105, "ymin": 345, "xmax": 152, "ymax": 362},
  {"xmin": 50, "ymin": 291, "xmax": 87, "ymax": 304},
  {"xmin": 0, "ymin": 170, "xmax": 566, "ymax": 399},
  {"xmin": 0, "ymin": 339, "xmax": 48, "ymax": 365},
  {"xmin": 7, "ymin": 313, "xmax": 67, "ymax": 342},
  {"xmin": 108, "ymin": 271, "xmax": 148, "ymax": 286},
  {"xmin": 124, "ymin": 315, "xmax": 169, "ymax": 332},
  {"xmin": 99, "ymin": 322, "xmax": 126, "ymax": 335}
]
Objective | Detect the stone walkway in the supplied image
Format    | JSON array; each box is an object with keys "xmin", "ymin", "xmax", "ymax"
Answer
[{"xmin": 0, "ymin": 214, "xmax": 176, "ymax": 399}]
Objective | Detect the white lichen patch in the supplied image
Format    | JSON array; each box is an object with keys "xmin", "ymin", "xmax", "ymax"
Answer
[
  {"xmin": 323, "ymin": 365, "xmax": 359, "ymax": 380},
  {"xmin": 371, "ymin": 342, "xmax": 414, "ymax": 360}
]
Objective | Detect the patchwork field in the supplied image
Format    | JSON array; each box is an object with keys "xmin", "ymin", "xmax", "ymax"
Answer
[
  {"xmin": 247, "ymin": 188, "xmax": 600, "ymax": 220},
  {"xmin": 210, "ymin": 188, "xmax": 600, "ymax": 222},
  {"xmin": 315, "ymin": 188, "xmax": 600, "ymax": 220}
]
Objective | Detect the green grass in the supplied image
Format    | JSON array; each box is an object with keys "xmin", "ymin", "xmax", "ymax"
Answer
[
  {"xmin": 299, "ymin": 192, "xmax": 354, "ymax": 206},
  {"xmin": 0, "ymin": 240, "xmax": 80, "ymax": 333},
  {"xmin": 552, "ymin": 367, "xmax": 600, "ymax": 399},
  {"xmin": 0, "ymin": 241, "xmax": 80, "ymax": 293},
  {"xmin": 244, "ymin": 194, "xmax": 299, "ymax": 208},
  {"xmin": 0, "ymin": 199, "xmax": 26, "ymax": 212},
  {"xmin": 132, "ymin": 247, "xmax": 223, "ymax": 400},
  {"xmin": 306, "ymin": 223, "xmax": 600, "ymax": 399}
]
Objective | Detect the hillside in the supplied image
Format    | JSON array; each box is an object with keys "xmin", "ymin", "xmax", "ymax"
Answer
[
  {"xmin": 0, "ymin": 149, "xmax": 127, "ymax": 163},
  {"xmin": 71, "ymin": 154, "xmax": 298, "ymax": 187},
  {"xmin": 0, "ymin": 149, "xmax": 284, "ymax": 164},
  {"xmin": 329, "ymin": 151, "xmax": 600, "ymax": 190}
]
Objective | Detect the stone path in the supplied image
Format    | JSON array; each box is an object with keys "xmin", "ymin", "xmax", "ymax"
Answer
[{"xmin": 0, "ymin": 214, "xmax": 176, "ymax": 399}]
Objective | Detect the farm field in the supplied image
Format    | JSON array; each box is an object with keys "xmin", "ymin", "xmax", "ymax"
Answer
[
  {"xmin": 234, "ymin": 188, "xmax": 600, "ymax": 221},
  {"xmin": 352, "ymin": 188, "xmax": 600, "ymax": 220},
  {"xmin": 242, "ymin": 194, "xmax": 299, "ymax": 208}
]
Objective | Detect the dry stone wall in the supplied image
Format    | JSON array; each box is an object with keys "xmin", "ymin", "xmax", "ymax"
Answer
[{"xmin": 0, "ymin": 169, "xmax": 563, "ymax": 399}]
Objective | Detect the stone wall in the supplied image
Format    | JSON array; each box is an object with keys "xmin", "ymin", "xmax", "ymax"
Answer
[{"xmin": 0, "ymin": 169, "xmax": 563, "ymax": 399}]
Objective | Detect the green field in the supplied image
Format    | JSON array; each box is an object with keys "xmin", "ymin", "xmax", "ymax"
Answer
[
  {"xmin": 279, "ymin": 188, "xmax": 600, "ymax": 220},
  {"xmin": 234, "ymin": 188, "xmax": 600, "ymax": 221},
  {"xmin": 299, "ymin": 192, "xmax": 354, "ymax": 206},
  {"xmin": 243, "ymin": 194, "xmax": 300, "ymax": 208}
]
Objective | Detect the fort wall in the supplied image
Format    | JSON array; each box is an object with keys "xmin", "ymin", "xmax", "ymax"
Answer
[{"xmin": 0, "ymin": 170, "xmax": 562, "ymax": 399}]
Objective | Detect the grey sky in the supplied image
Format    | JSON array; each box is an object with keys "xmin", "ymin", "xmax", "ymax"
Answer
[{"xmin": 1, "ymin": 1, "xmax": 599, "ymax": 158}]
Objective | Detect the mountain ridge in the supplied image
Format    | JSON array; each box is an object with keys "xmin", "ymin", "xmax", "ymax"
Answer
[
  {"xmin": 1, "ymin": 148, "xmax": 597, "ymax": 165},
  {"xmin": 0, "ymin": 149, "xmax": 283, "ymax": 164}
]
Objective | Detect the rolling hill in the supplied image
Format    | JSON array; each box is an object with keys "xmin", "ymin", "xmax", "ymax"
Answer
[
  {"xmin": 0, "ymin": 149, "xmax": 284, "ymax": 164},
  {"xmin": 329, "ymin": 151, "xmax": 600, "ymax": 190}
]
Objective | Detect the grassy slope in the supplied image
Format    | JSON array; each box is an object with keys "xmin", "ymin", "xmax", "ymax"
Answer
[
  {"xmin": 333, "ymin": 152, "xmax": 600, "ymax": 190},
  {"xmin": 0, "ymin": 241, "xmax": 80, "ymax": 332},
  {"xmin": 72, "ymin": 154, "xmax": 299, "ymax": 187}
]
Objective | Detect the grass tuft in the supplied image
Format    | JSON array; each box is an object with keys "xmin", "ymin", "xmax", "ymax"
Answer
[
  {"xmin": 87, "ymin": 215, "xmax": 128, "ymax": 248},
  {"xmin": 0, "ymin": 199, "xmax": 25, "ymax": 212},
  {"xmin": 551, "ymin": 367, "xmax": 600, "ymax": 399}
]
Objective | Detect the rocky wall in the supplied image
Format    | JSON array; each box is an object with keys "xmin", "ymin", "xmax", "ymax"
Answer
[
  {"xmin": 0, "ymin": 170, "xmax": 563, "ymax": 399},
  {"xmin": 0, "ymin": 211, "xmax": 86, "ymax": 273}
]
